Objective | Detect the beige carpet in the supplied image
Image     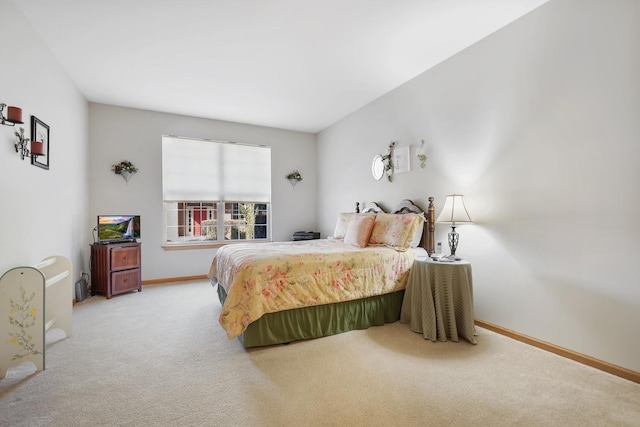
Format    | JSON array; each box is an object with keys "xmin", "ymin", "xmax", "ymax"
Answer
[{"xmin": 1, "ymin": 280, "xmax": 639, "ymax": 427}]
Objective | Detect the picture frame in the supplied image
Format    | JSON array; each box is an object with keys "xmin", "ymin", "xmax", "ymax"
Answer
[
  {"xmin": 31, "ymin": 116, "xmax": 49, "ymax": 170},
  {"xmin": 393, "ymin": 145, "xmax": 410, "ymax": 174}
]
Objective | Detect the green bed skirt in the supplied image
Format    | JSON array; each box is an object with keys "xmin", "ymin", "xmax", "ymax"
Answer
[{"xmin": 216, "ymin": 285, "xmax": 405, "ymax": 348}]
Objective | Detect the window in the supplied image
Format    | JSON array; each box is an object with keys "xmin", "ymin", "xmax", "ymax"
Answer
[{"xmin": 162, "ymin": 135, "xmax": 271, "ymax": 246}]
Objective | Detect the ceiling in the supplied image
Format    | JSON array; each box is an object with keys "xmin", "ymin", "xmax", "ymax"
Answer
[{"xmin": 13, "ymin": 0, "xmax": 549, "ymax": 133}]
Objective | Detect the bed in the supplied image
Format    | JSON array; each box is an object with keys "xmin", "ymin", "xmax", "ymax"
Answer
[{"xmin": 208, "ymin": 198, "xmax": 436, "ymax": 347}]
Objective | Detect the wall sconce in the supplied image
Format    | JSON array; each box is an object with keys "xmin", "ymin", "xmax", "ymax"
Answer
[
  {"xmin": 1, "ymin": 103, "xmax": 24, "ymax": 126},
  {"xmin": 14, "ymin": 127, "xmax": 31, "ymax": 160},
  {"xmin": 417, "ymin": 139, "xmax": 427, "ymax": 169}
]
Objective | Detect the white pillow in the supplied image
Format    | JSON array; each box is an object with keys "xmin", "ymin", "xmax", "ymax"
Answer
[{"xmin": 333, "ymin": 213, "xmax": 354, "ymax": 239}]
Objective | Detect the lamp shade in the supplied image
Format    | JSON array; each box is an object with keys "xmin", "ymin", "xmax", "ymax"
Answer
[{"xmin": 436, "ymin": 194, "xmax": 472, "ymax": 224}]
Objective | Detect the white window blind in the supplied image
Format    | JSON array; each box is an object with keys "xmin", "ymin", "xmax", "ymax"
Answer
[
  {"xmin": 162, "ymin": 136, "xmax": 271, "ymax": 203},
  {"xmin": 222, "ymin": 142, "xmax": 271, "ymax": 202}
]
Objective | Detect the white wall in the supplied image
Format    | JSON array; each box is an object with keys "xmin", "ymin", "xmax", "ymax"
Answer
[
  {"xmin": 88, "ymin": 104, "xmax": 316, "ymax": 280},
  {"xmin": 317, "ymin": 0, "xmax": 640, "ymax": 372},
  {"xmin": 0, "ymin": 3, "xmax": 89, "ymax": 282}
]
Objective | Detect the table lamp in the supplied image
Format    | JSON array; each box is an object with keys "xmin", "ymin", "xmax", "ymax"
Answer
[{"xmin": 436, "ymin": 194, "xmax": 472, "ymax": 259}]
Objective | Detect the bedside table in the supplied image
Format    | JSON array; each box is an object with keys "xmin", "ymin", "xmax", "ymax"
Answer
[{"xmin": 400, "ymin": 258, "xmax": 476, "ymax": 344}]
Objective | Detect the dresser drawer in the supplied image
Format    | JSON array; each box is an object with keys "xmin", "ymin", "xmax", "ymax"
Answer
[
  {"xmin": 110, "ymin": 246, "xmax": 140, "ymax": 271},
  {"xmin": 111, "ymin": 269, "xmax": 141, "ymax": 295},
  {"xmin": 91, "ymin": 242, "xmax": 142, "ymax": 299}
]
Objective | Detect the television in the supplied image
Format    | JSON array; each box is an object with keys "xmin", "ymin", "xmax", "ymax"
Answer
[{"xmin": 97, "ymin": 215, "xmax": 141, "ymax": 244}]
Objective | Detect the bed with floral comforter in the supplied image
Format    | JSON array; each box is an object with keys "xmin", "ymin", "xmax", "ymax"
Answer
[
  {"xmin": 210, "ymin": 239, "xmax": 422, "ymax": 341},
  {"xmin": 208, "ymin": 198, "xmax": 435, "ymax": 348}
]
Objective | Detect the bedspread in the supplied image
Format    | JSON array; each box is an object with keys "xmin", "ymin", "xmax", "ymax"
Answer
[{"xmin": 209, "ymin": 239, "xmax": 418, "ymax": 339}]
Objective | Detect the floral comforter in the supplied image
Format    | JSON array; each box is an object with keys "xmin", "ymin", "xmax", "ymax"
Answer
[{"xmin": 209, "ymin": 239, "xmax": 418, "ymax": 339}]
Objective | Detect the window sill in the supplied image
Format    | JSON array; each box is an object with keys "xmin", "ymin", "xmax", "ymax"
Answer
[{"xmin": 162, "ymin": 240, "xmax": 272, "ymax": 251}]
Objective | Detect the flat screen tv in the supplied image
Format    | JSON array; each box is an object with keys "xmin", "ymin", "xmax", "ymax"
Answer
[{"xmin": 97, "ymin": 215, "xmax": 140, "ymax": 244}]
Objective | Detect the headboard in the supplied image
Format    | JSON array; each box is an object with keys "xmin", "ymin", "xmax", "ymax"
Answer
[{"xmin": 361, "ymin": 202, "xmax": 384, "ymax": 214}]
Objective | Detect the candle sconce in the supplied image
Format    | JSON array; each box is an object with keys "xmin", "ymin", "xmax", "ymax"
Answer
[
  {"xmin": 14, "ymin": 127, "xmax": 31, "ymax": 160},
  {"xmin": 1, "ymin": 103, "xmax": 24, "ymax": 127},
  {"xmin": 13, "ymin": 127, "xmax": 44, "ymax": 161}
]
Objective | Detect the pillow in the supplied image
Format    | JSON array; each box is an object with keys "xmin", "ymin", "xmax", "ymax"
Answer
[
  {"xmin": 409, "ymin": 213, "xmax": 425, "ymax": 248},
  {"xmin": 332, "ymin": 212, "xmax": 376, "ymax": 239},
  {"xmin": 369, "ymin": 212, "xmax": 424, "ymax": 250},
  {"xmin": 332, "ymin": 213, "xmax": 354, "ymax": 239},
  {"xmin": 344, "ymin": 215, "xmax": 376, "ymax": 248}
]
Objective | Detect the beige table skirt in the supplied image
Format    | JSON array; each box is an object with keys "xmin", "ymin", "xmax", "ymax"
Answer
[{"xmin": 400, "ymin": 259, "xmax": 477, "ymax": 344}]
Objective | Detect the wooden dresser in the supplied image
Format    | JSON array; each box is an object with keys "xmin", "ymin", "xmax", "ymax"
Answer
[{"xmin": 90, "ymin": 242, "xmax": 141, "ymax": 299}]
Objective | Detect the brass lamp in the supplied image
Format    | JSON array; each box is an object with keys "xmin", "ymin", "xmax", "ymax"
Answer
[{"xmin": 436, "ymin": 194, "xmax": 472, "ymax": 259}]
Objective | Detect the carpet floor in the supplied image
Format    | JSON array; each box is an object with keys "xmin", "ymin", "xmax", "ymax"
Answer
[{"xmin": 1, "ymin": 280, "xmax": 639, "ymax": 426}]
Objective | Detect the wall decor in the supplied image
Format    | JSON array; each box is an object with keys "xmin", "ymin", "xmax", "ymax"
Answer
[
  {"xmin": 0, "ymin": 103, "xmax": 24, "ymax": 127},
  {"xmin": 393, "ymin": 145, "xmax": 410, "ymax": 174},
  {"xmin": 417, "ymin": 139, "xmax": 427, "ymax": 168},
  {"xmin": 14, "ymin": 127, "xmax": 30, "ymax": 160},
  {"xmin": 285, "ymin": 170, "xmax": 302, "ymax": 187},
  {"xmin": 372, "ymin": 141, "xmax": 395, "ymax": 182},
  {"xmin": 371, "ymin": 155, "xmax": 384, "ymax": 181},
  {"xmin": 112, "ymin": 160, "xmax": 138, "ymax": 182},
  {"xmin": 31, "ymin": 116, "xmax": 49, "ymax": 170}
]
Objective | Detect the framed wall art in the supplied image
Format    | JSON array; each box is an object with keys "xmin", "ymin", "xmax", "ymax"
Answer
[
  {"xmin": 393, "ymin": 145, "xmax": 410, "ymax": 174},
  {"xmin": 31, "ymin": 116, "xmax": 49, "ymax": 170}
]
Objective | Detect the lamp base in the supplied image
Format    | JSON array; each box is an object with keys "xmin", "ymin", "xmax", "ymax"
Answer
[
  {"xmin": 446, "ymin": 254, "xmax": 462, "ymax": 261},
  {"xmin": 447, "ymin": 225, "xmax": 459, "ymax": 258}
]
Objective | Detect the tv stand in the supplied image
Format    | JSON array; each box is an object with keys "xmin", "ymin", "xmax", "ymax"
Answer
[{"xmin": 90, "ymin": 242, "xmax": 141, "ymax": 299}]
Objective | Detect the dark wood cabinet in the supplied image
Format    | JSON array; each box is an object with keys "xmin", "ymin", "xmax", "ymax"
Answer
[{"xmin": 90, "ymin": 242, "xmax": 141, "ymax": 299}]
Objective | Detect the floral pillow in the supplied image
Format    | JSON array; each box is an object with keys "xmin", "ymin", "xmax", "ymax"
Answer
[
  {"xmin": 332, "ymin": 212, "xmax": 376, "ymax": 239},
  {"xmin": 344, "ymin": 214, "xmax": 376, "ymax": 248},
  {"xmin": 369, "ymin": 212, "xmax": 424, "ymax": 250}
]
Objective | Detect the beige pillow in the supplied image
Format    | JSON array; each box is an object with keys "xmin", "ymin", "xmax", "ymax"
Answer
[
  {"xmin": 409, "ymin": 213, "xmax": 425, "ymax": 247},
  {"xmin": 344, "ymin": 215, "xmax": 376, "ymax": 248},
  {"xmin": 369, "ymin": 212, "xmax": 424, "ymax": 250}
]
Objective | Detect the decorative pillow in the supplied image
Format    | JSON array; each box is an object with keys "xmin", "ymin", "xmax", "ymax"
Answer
[
  {"xmin": 333, "ymin": 213, "xmax": 354, "ymax": 239},
  {"xmin": 344, "ymin": 215, "xmax": 376, "ymax": 248},
  {"xmin": 369, "ymin": 212, "xmax": 424, "ymax": 250},
  {"xmin": 333, "ymin": 212, "xmax": 377, "ymax": 239}
]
